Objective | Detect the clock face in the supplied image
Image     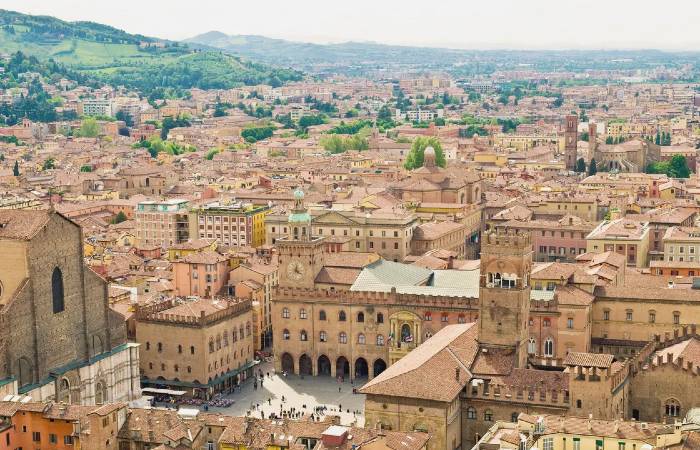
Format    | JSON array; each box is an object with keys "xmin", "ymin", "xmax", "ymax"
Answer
[{"xmin": 286, "ymin": 260, "xmax": 306, "ymax": 281}]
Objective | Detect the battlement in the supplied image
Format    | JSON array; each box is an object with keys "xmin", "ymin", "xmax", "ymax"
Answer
[
  {"xmin": 482, "ymin": 229, "xmax": 532, "ymax": 253},
  {"xmin": 273, "ymin": 286, "xmax": 479, "ymax": 308},
  {"xmin": 628, "ymin": 325, "xmax": 699, "ymax": 378},
  {"xmin": 135, "ymin": 297, "xmax": 252, "ymax": 327},
  {"xmin": 466, "ymin": 381, "xmax": 570, "ymax": 409}
]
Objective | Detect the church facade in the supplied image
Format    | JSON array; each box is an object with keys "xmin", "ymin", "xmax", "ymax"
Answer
[{"xmin": 0, "ymin": 209, "xmax": 141, "ymax": 405}]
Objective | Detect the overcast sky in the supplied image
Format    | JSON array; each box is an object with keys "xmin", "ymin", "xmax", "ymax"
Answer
[{"xmin": 4, "ymin": 0, "xmax": 700, "ymax": 50}]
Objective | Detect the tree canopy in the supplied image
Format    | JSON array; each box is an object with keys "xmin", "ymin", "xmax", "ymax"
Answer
[{"xmin": 403, "ymin": 136, "xmax": 446, "ymax": 170}]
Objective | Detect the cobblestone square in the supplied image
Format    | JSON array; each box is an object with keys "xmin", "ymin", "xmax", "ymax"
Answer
[{"xmin": 208, "ymin": 362, "xmax": 367, "ymax": 426}]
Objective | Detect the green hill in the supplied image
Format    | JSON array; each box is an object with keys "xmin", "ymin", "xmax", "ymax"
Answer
[{"xmin": 0, "ymin": 9, "xmax": 302, "ymax": 94}]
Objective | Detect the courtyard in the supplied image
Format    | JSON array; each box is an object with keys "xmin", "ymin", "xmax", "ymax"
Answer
[{"xmin": 207, "ymin": 361, "xmax": 367, "ymax": 426}]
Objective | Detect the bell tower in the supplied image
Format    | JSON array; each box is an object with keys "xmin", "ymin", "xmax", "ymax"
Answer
[
  {"xmin": 478, "ymin": 230, "xmax": 532, "ymax": 368},
  {"xmin": 564, "ymin": 114, "xmax": 578, "ymax": 171},
  {"xmin": 277, "ymin": 189, "xmax": 325, "ymax": 289}
]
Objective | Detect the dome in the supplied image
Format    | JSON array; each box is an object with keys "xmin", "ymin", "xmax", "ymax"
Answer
[
  {"xmin": 423, "ymin": 146, "xmax": 437, "ymax": 168},
  {"xmin": 293, "ymin": 189, "xmax": 305, "ymax": 200}
]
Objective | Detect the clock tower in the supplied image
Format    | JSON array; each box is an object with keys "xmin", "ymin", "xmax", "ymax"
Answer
[{"xmin": 278, "ymin": 189, "xmax": 326, "ymax": 289}]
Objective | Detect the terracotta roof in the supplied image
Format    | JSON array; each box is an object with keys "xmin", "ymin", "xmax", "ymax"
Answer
[
  {"xmin": 314, "ymin": 267, "xmax": 361, "ymax": 286},
  {"xmin": 359, "ymin": 324, "xmax": 478, "ymax": 402},
  {"xmin": 179, "ymin": 251, "xmax": 228, "ymax": 265},
  {"xmin": 0, "ymin": 209, "xmax": 51, "ymax": 240},
  {"xmin": 540, "ymin": 415, "xmax": 669, "ymax": 443},
  {"xmin": 564, "ymin": 352, "xmax": 615, "ymax": 368},
  {"xmin": 654, "ymin": 336, "xmax": 700, "ymax": 367}
]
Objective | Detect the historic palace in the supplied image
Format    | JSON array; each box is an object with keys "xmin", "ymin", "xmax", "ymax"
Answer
[{"xmin": 271, "ymin": 192, "xmax": 700, "ymax": 450}]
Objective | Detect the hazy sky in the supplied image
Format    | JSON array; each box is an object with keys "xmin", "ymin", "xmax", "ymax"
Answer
[{"xmin": 4, "ymin": 0, "xmax": 700, "ymax": 50}]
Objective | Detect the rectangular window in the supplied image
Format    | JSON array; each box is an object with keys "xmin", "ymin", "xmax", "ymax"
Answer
[
  {"xmin": 573, "ymin": 438, "xmax": 581, "ymax": 450},
  {"xmin": 49, "ymin": 433, "xmax": 57, "ymax": 444},
  {"xmin": 33, "ymin": 431, "xmax": 41, "ymax": 442},
  {"xmin": 543, "ymin": 437, "xmax": 554, "ymax": 450}
]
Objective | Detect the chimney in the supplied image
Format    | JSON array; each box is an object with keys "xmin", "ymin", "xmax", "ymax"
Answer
[{"xmin": 455, "ymin": 367, "xmax": 461, "ymax": 381}]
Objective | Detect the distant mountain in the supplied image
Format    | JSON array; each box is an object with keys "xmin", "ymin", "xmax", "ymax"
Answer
[
  {"xmin": 0, "ymin": 10, "xmax": 302, "ymax": 94},
  {"xmin": 184, "ymin": 31, "xmax": 469, "ymax": 68},
  {"xmin": 185, "ymin": 30, "xmax": 700, "ymax": 77}
]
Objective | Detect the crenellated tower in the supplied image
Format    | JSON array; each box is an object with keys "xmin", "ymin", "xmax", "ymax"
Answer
[{"xmin": 478, "ymin": 230, "xmax": 533, "ymax": 368}]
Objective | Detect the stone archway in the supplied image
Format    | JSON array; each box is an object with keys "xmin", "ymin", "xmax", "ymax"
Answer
[
  {"xmin": 373, "ymin": 359, "xmax": 387, "ymax": 377},
  {"xmin": 354, "ymin": 358, "xmax": 369, "ymax": 379},
  {"xmin": 336, "ymin": 356, "xmax": 349, "ymax": 378},
  {"xmin": 281, "ymin": 352, "xmax": 294, "ymax": 374},
  {"xmin": 317, "ymin": 355, "xmax": 331, "ymax": 376},
  {"xmin": 299, "ymin": 354, "xmax": 312, "ymax": 376}
]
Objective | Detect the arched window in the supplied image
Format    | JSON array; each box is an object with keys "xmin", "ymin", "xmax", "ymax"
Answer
[
  {"xmin": 223, "ymin": 332, "xmax": 229, "ymax": 347},
  {"xmin": 246, "ymin": 322, "xmax": 251, "ymax": 336},
  {"xmin": 282, "ymin": 329, "xmax": 290, "ymax": 340},
  {"xmin": 282, "ymin": 308, "xmax": 290, "ymax": 319},
  {"xmin": 338, "ymin": 311, "xmax": 347, "ymax": 322},
  {"xmin": 146, "ymin": 342, "xmax": 150, "ymax": 351},
  {"xmin": 300, "ymin": 308, "xmax": 307, "ymax": 319},
  {"xmin": 157, "ymin": 342, "xmax": 163, "ymax": 353},
  {"xmin": 576, "ymin": 399, "xmax": 582, "ymax": 408},
  {"xmin": 511, "ymin": 412, "xmax": 519, "ymax": 423},
  {"xmin": 544, "ymin": 338, "xmax": 554, "ymax": 357},
  {"xmin": 300, "ymin": 330, "xmax": 308, "ymax": 341},
  {"xmin": 339, "ymin": 332, "xmax": 348, "ymax": 344},
  {"xmin": 376, "ymin": 335, "xmax": 385, "ymax": 346},
  {"xmin": 376, "ymin": 313, "xmax": 384, "ymax": 323},
  {"xmin": 457, "ymin": 314, "xmax": 466, "ymax": 324},
  {"xmin": 178, "ymin": 344, "xmax": 183, "ymax": 354},
  {"xmin": 484, "ymin": 410, "xmax": 494, "ymax": 422},
  {"xmin": 467, "ymin": 407, "xmax": 476, "ymax": 419},
  {"xmin": 424, "ymin": 311, "xmax": 432, "ymax": 321},
  {"xmin": 319, "ymin": 310, "xmax": 327, "ymax": 321},
  {"xmin": 357, "ymin": 312, "xmax": 365, "ymax": 322},
  {"xmin": 208, "ymin": 339, "xmax": 214, "ymax": 353},
  {"xmin": 528, "ymin": 338, "xmax": 537, "ymax": 355},
  {"xmin": 52, "ymin": 267, "xmax": 65, "ymax": 314},
  {"xmin": 232, "ymin": 329, "xmax": 238, "ymax": 342},
  {"xmin": 320, "ymin": 331, "xmax": 327, "ymax": 342},
  {"xmin": 190, "ymin": 346, "xmax": 195, "ymax": 355},
  {"xmin": 358, "ymin": 333, "xmax": 366, "ymax": 344},
  {"xmin": 665, "ymin": 399, "xmax": 681, "ymax": 417},
  {"xmin": 543, "ymin": 318, "xmax": 551, "ymax": 327}
]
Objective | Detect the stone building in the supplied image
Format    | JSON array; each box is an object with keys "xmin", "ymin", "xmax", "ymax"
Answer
[
  {"xmin": 134, "ymin": 297, "xmax": 255, "ymax": 399},
  {"xmin": 0, "ymin": 209, "xmax": 140, "ymax": 405},
  {"xmin": 389, "ymin": 147, "xmax": 482, "ymax": 205}
]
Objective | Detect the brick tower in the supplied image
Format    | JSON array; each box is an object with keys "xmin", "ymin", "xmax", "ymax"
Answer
[
  {"xmin": 564, "ymin": 114, "xmax": 579, "ymax": 171},
  {"xmin": 478, "ymin": 230, "xmax": 533, "ymax": 368}
]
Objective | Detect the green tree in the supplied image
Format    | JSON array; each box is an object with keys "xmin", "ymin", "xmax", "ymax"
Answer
[
  {"xmin": 76, "ymin": 117, "xmax": 100, "ymax": 138},
  {"xmin": 668, "ymin": 154, "xmax": 691, "ymax": 178},
  {"xmin": 80, "ymin": 165, "xmax": 92, "ymax": 172},
  {"xmin": 404, "ymin": 137, "xmax": 446, "ymax": 170},
  {"xmin": 580, "ymin": 131, "xmax": 589, "ymax": 142},
  {"xmin": 112, "ymin": 211, "xmax": 127, "ymax": 224},
  {"xmin": 115, "ymin": 110, "xmax": 134, "ymax": 127},
  {"xmin": 575, "ymin": 158, "xmax": 586, "ymax": 173},
  {"xmin": 12, "ymin": 160, "xmax": 19, "ymax": 177},
  {"xmin": 588, "ymin": 158, "xmax": 597, "ymax": 176},
  {"xmin": 42, "ymin": 158, "xmax": 55, "ymax": 170},
  {"xmin": 655, "ymin": 132, "xmax": 661, "ymax": 145},
  {"xmin": 605, "ymin": 136, "xmax": 614, "ymax": 145},
  {"xmin": 205, "ymin": 149, "xmax": 220, "ymax": 160}
]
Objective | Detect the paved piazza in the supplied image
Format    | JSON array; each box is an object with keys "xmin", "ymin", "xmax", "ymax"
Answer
[{"xmin": 208, "ymin": 361, "xmax": 367, "ymax": 426}]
